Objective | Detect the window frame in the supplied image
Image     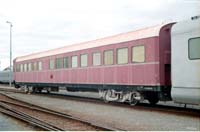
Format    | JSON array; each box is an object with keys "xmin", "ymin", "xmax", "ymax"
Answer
[
  {"xmin": 33, "ymin": 62, "xmax": 38, "ymax": 71},
  {"xmin": 188, "ymin": 37, "xmax": 200, "ymax": 60},
  {"xmin": 24, "ymin": 63, "xmax": 27, "ymax": 72},
  {"xmin": 63, "ymin": 57, "xmax": 69, "ymax": 68},
  {"xmin": 20, "ymin": 64, "xmax": 23, "ymax": 72},
  {"xmin": 55, "ymin": 57, "xmax": 62, "ymax": 69},
  {"xmin": 104, "ymin": 49, "xmax": 114, "ymax": 65},
  {"xmin": 38, "ymin": 61, "xmax": 42, "ymax": 71},
  {"xmin": 80, "ymin": 54, "xmax": 88, "ymax": 67},
  {"xmin": 71, "ymin": 55, "xmax": 78, "ymax": 68},
  {"xmin": 31, "ymin": 63, "xmax": 34, "ymax": 71},
  {"xmin": 27, "ymin": 63, "xmax": 29, "ymax": 72},
  {"xmin": 92, "ymin": 52, "xmax": 101, "ymax": 66},
  {"xmin": 131, "ymin": 45, "xmax": 145, "ymax": 63},
  {"xmin": 28, "ymin": 63, "xmax": 32, "ymax": 72},
  {"xmin": 16, "ymin": 64, "xmax": 20, "ymax": 72},
  {"xmin": 49, "ymin": 59, "xmax": 55, "ymax": 70},
  {"xmin": 117, "ymin": 47, "xmax": 128, "ymax": 65}
]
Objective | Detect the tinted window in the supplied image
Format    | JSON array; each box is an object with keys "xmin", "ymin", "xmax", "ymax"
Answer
[
  {"xmin": 49, "ymin": 59, "xmax": 54, "ymax": 70},
  {"xmin": 63, "ymin": 57, "xmax": 69, "ymax": 68},
  {"xmin": 56, "ymin": 58, "xmax": 62, "ymax": 69},
  {"xmin": 117, "ymin": 48, "xmax": 128, "ymax": 64},
  {"xmin": 81, "ymin": 54, "xmax": 88, "ymax": 67},
  {"xmin": 189, "ymin": 37, "xmax": 200, "ymax": 60},
  {"xmin": 93, "ymin": 52, "xmax": 101, "ymax": 66},
  {"xmin": 132, "ymin": 45, "xmax": 145, "ymax": 63},
  {"xmin": 20, "ymin": 64, "xmax": 23, "ymax": 72},
  {"xmin": 104, "ymin": 50, "xmax": 113, "ymax": 65},
  {"xmin": 71, "ymin": 56, "xmax": 78, "ymax": 68},
  {"xmin": 31, "ymin": 63, "xmax": 34, "ymax": 71},
  {"xmin": 33, "ymin": 62, "xmax": 38, "ymax": 71},
  {"xmin": 24, "ymin": 64, "xmax": 27, "ymax": 72},
  {"xmin": 38, "ymin": 61, "xmax": 42, "ymax": 71},
  {"xmin": 28, "ymin": 63, "xmax": 32, "ymax": 72},
  {"xmin": 16, "ymin": 64, "xmax": 20, "ymax": 72}
]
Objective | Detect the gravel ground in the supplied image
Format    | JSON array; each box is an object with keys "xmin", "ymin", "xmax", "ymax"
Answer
[{"xmin": 3, "ymin": 91, "xmax": 200, "ymax": 131}]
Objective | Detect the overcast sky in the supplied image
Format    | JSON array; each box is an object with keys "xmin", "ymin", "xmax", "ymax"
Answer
[{"xmin": 0, "ymin": 0, "xmax": 199, "ymax": 70}]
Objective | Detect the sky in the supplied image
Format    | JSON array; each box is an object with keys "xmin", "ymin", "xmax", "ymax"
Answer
[{"xmin": 0, "ymin": 0, "xmax": 199, "ymax": 70}]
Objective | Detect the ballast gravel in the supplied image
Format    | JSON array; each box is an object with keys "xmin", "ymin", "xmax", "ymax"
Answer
[{"xmin": 3, "ymin": 91, "xmax": 200, "ymax": 131}]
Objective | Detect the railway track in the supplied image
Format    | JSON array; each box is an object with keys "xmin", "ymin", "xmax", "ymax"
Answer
[
  {"xmin": 0, "ymin": 92, "xmax": 121, "ymax": 131},
  {"xmin": 37, "ymin": 92, "xmax": 200, "ymax": 117},
  {"xmin": 0, "ymin": 87, "xmax": 199, "ymax": 118},
  {"xmin": 0, "ymin": 102, "xmax": 63, "ymax": 131}
]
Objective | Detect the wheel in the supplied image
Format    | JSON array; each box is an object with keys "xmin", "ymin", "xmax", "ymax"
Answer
[
  {"xmin": 28, "ymin": 86, "xmax": 33, "ymax": 94},
  {"xmin": 147, "ymin": 97, "xmax": 159, "ymax": 105},
  {"xmin": 31, "ymin": 87, "xmax": 36, "ymax": 93},
  {"xmin": 129, "ymin": 99, "xmax": 139, "ymax": 106},
  {"xmin": 38, "ymin": 89, "xmax": 42, "ymax": 93},
  {"xmin": 103, "ymin": 90, "xmax": 111, "ymax": 103},
  {"xmin": 24, "ymin": 86, "xmax": 29, "ymax": 93},
  {"xmin": 46, "ymin": 87, "xmax": 51, "ymax": 93},
  {"xmin": 129, "ymin": 93, "xmax": 139, "ymax": 106},
  {"xmin": 36, "ymin": 88, "xmax": 42, "ymax": 93}
]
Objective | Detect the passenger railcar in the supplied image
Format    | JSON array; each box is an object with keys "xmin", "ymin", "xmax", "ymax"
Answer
[
  {"xmin": 13, "ymin": 16, "xmax": 200, "ymax": 105},
  {"xmin": 13, "ymin": 23, "xmax": 173, "ymax": 105}
]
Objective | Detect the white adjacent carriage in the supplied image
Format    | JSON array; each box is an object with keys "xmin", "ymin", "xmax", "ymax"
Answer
[
  {"xmin": 171, "ymin": 16, "xmax": 200, "ymax": 105},
  {"xmin": 0, "ymin": 70, "xmax": 13, "ymax": 84}
]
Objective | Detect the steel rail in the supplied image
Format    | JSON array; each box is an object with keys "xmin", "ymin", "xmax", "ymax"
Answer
[
  {"xmin": 0, "ymin": 92, "xmax": 122, "ymax": 131},
  {"xmin": 0, "ymin": 87, "xmax": 199, "ymax": 117},
  {"xmin": 0, "ymin": 102, "xmax": 63, "ymax": 131}
]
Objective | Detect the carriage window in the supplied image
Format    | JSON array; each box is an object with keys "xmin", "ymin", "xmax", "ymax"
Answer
[
  {"xmin": 104, "ymin": 50, "xmax": 113, "ymax": 65},
  {"xmin": 49, "ymin": 59, "xmax": 54, "ymax": 70},
  {"xmin": 28, "ymin": 63, "xmax": 32, "ymax": 71},
  {"xmin": 132, "ymin": 45, "xmax": 145, "ymax": 63},
  {"xmin": 16, "ymin": 64, "xmax": 20, "ymax": 72},
  {"xmin": 26, "ymin": 64, "xmax": 28, "ymax": 72},
  {"xmin": 20, "ymin": 64, "xmax": 23, "ymax": 72},
  {"xmin": 71, "ymin": 56, "xmax": 78, "ymax": 68},
  {"xmin": 16, "ymin": 65, "xmax": 18, "ymax": 72},
  {"xmin": 33, "ymin": 62, "xmax": 38, "ymax": 71},
  {"xmin": 56, "ymin": 58, "xmax": 62, "ymax": 69},
  {"xmin": 23, "ymin": 64, "xmax": 25, "ymax": 72},
  {"xmin": 93, "ymin": 52, "xmax": 101, "ymax": 66},
  {"xmin": 24, "ymin": 64, "xmax": 27, "ymax": 72},
  {"xmin": 117, "ymin": 48, "xmax": 128, "ymax": 64},
  {"xmin": 31, "ymin": 63, "xmax": 34, "ymax": 71},
  {"xmin": 81, "ymin": 54, "xmax": 88, "ymax": 67},
  {"xmin": 189, "ymin": 37, "xmax": 200, "ymax": 60},
  {"xmin": 27, "ymin": 63, "xmax": 29, "ymax": 71},
  {"xmin": 63, "ymin": 57, "xmax": 69, "ymax": 68},
  {"xmin": 38, "ymin": 61, "xmax": 42, "ymax": 71}
]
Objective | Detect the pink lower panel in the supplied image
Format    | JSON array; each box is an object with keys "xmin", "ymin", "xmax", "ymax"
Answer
[
  {"xmin": 15, "ymin": 63, "xmax": 160, "ymax": 86},
  {"xmin": 88, "ymin": 67, "xmax": 103, "ymax": 84}
]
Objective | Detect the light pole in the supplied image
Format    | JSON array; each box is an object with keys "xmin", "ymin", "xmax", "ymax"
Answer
[{"xmin": 6, "ymin": 21, "xmax": 12, "ymax": 87}]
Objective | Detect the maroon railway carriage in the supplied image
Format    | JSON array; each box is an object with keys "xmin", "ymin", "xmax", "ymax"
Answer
[{"xmin": 14, "ymin": 23, "xmax": 174, "ymax": 105}]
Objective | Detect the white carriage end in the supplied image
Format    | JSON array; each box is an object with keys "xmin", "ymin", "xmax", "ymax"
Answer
[{"xmin": 171, "ymin": 15, "xmax": 200, "ymax": 105}]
